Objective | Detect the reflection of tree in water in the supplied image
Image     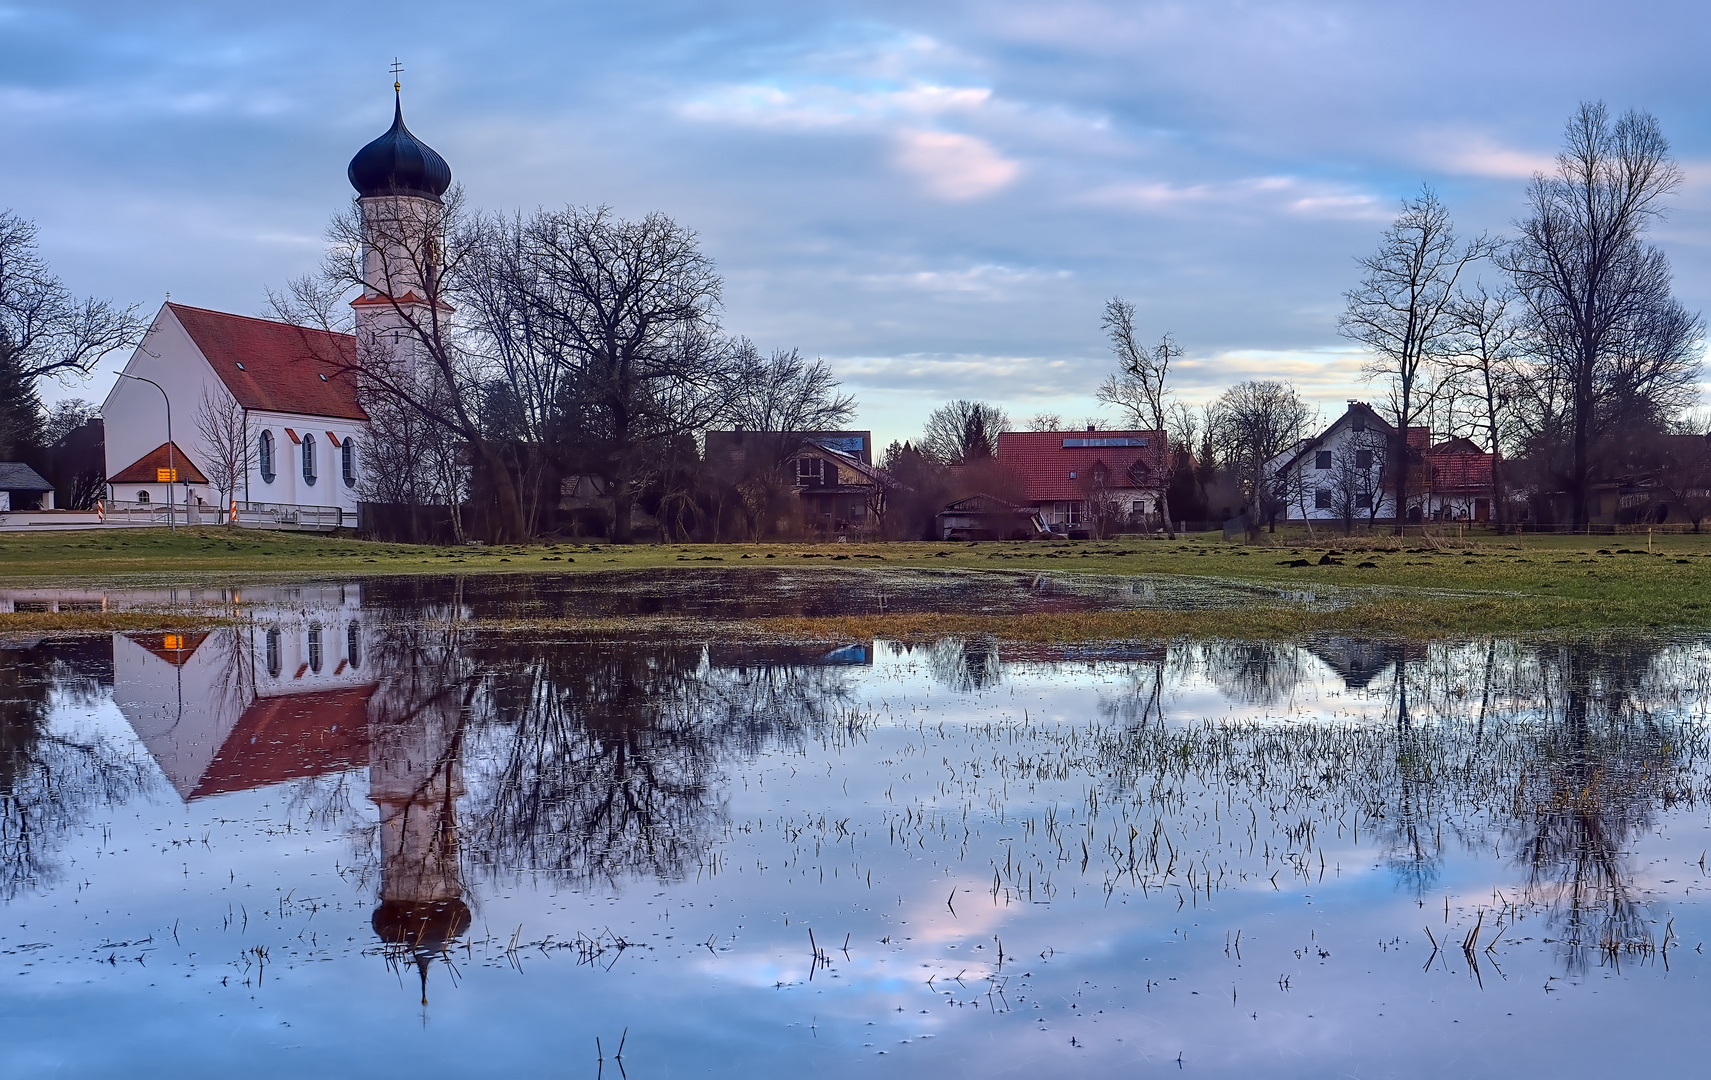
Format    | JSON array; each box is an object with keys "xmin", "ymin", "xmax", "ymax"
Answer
[
  {"xmin": 1204, "ymin": 641, "xmax": 1309, "ymax": 706},
  {"xmin": 0, "ymin": 638, "xmax": 148, "ymax": 899},
  {"xmin": 1507, "ymin": 638, "xmax": 1681, "ymax": 971},
  {"xmin": 461, "ymin": 639, "xmax": 857, "ymax": 890},
  {"xmin": 906, "ymin": 638, "xmax": 1003, "ymax": 693}
]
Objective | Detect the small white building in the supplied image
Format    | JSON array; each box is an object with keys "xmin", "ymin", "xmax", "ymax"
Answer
[{"xmin": 101, "ymin": 303, "xmax": 365, "ymax": 522}]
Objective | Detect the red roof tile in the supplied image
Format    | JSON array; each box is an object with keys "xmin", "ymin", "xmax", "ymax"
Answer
[
  {"xmin": 169, "ymin": 304, "xmax": 365, "ymax": 421},
  {"xmin": 109, "ymin": 442, "xmax": 210, "ymax": 484},
  {"xmin": 189, "ymin": 685, "xmax": 373, "ymax": 799},
  {"xmin": 1424, "ymin": 451, "xmax": 1493, "ymax": 491},
  {"xmin": 996, "ymin": 430, "xmax": 1167, "ymax": 502}
]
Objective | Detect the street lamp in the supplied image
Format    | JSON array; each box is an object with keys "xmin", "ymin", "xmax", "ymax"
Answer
[{"xmin": 116, "ymin": 372, "xmax": 174, "ymax": 532}]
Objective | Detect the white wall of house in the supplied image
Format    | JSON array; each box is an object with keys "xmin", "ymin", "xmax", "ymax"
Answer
[
  {"xmin": 1267, "ymin": 420, "xmax": 1396, "ymax": 522},
  {"xmin": 102, "ymin": 305, "xmax": 365, "ymax": 513}
]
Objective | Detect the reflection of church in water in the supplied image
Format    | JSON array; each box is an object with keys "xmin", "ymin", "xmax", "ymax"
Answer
[{"xmin": 112, "ymin": 582, "xmax": 470, "ymax": 988}]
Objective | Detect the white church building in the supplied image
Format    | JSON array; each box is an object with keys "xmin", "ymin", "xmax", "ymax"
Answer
[{"xmin": 100, "ymin": 86, "xmax": 453, "ymax": 530}]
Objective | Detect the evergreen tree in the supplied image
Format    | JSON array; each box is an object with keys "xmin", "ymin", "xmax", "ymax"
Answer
[{"xmin": 0, "ymin": 343, "xmax": 44, "ymax": 464}]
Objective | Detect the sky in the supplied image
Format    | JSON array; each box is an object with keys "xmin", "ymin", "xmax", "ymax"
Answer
[{"xmin": 5, "ymin": 0, "xmax": 1711, "ymax": 449}]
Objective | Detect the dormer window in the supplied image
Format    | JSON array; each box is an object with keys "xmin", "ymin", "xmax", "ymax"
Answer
[{"xmin": 796, "ymin": 457, "xmax": 826, "ymax": 485}]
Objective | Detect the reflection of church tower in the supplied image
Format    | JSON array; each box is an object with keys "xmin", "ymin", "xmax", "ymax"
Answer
[
  {"xmin": 367, "ymin": 662, "xmax": 470, "ymax": 1000},
  {"xmin": 345, "ymin": 78, "xmax": 452, "ymax": 381}
]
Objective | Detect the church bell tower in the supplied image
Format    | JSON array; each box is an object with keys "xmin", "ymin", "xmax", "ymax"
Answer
[{"xmin": 346, "ymin": 76, "xmax": 453, "ymax": 378}]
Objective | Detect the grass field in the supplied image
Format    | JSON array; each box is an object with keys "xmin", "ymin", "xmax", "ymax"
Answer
[{"xmin": 2, "ymin": 525, "xmax": 1709, "ymax": 640}]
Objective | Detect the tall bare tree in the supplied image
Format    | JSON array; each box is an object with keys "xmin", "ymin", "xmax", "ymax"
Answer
[
  {"xmin": 1447, "ymin": 282, "xmax": 1524, "ymax": 526},
  {"xmin": 1098, "ymin": 296, "xmax": 1181, "ymax": 536},
  {"xmin": 193, "ymin": 387, "xmax": 251, "ymax": 520},
  {"xmin": 1502, "ymin": 103, "xmax": 1699, "ymax": 526},
  {"xmin": 1340, "ymin": 187, "xmax": 1494, "ymax": 533}
]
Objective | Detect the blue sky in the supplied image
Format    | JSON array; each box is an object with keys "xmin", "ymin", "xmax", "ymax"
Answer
[{"xmin": 6, "ymin": 0, "xmax": 1710, "ymax": 447}]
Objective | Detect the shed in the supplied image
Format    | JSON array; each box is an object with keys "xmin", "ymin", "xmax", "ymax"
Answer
[
  {"xmin": 0, "ymin": 463, "xmax": 56, "ymax": 511},
  {"xmin": 936, "ymin": 493, "xmax": 1046, "ymax": 541}
]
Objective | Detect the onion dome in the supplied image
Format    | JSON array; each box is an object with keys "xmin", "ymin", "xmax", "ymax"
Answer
[{"xmin": 347, "ymin": 91, "xmax": 452, "ymax": 202}]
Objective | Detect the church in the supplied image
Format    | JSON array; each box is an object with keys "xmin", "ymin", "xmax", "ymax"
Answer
[{"xmin": 100, "ymin": 87, "xmax": 452, "ymax": 528}]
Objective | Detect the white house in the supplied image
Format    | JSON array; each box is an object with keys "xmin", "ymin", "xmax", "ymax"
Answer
[
  {"xmin": 1266, "ymin": 401, "xmax": 1423, "ymax": 524},
  {"xmin": 99, "ymin": 86, "xmax": 454, "ymax": 530},
  {"xmin": 102, "ymin": 304, "xmax": 364, "ymax": 521}
]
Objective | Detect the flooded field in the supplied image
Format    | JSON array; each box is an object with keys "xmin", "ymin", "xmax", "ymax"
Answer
[{"xmin": 4, "ymin": 576, "xmax": 1711, "ymax": 1076}]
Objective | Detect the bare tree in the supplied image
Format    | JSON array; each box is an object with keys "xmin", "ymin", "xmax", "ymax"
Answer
[
  {"xmin": 504, "ymin": 206, "xmax": 743, "ymax": 543},
  {"xmin": 1340, "ymin": 187, "xmax": 1494, "ymax": 533},
  {"xmin": 1327, "ymin": 428, "xmax": 1386, "ymax": 535},
  {"xmin": 193, "ymin": 387, "xmax": 251, "ymax": 520},
  {"xmin": 921, "ymin": 400, "xmax": 1010, "ymax": 464},
  {"xmin": 1210, "ymin": 380, "xmax": 1312, "ymax": 534},
  {"xmin": 1098, "ymin": 297, "xmax": 1181, "ymax": 537},
  {"xmin": 0, "ymin": 210, "xmax": 144, "ymax": 386},
  {"xmin": 1502, "ymin": 103, "xmax": 1698, "ymax": 526},
  {"xmin": 1026, "ymin": 412, "xmax": 1064, "ymax": 432},
  {"xmin": 1447, "ymin": 282, "xmax": 1524, "ymax": 527}
]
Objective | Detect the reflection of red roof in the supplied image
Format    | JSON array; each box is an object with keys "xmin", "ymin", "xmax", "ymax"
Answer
[
  {"xmin": 996, "ymin": 430, "xmax": 1167, "ymax": 502},
  {"xmin": 190, "ymin": 685, "xmax": 372, "ymax": 799},
  {"xmin": 169, "ymin": 304, "xmax": 365, "ymax": 421},
  {"xmin": 109, "ymin": 442, "xmax": 210, "ymax": 484},
  {"xmin": 124, "ymin": 631, "xmax": 211, "ymax": 667},
  {"xmin": 1425, "ymin": 451, "xmax": 1493, "ymax": 492}
]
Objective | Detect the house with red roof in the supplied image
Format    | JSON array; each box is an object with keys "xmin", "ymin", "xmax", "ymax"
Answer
[
  {"xmin": 101, "ymin": 303, "xmax": 364, "ymax": 523},
  {"xmin": 993, "ymin": 428, "xmax": 1168, "ymax": 537}
]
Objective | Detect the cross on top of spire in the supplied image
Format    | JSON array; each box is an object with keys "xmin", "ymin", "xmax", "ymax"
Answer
[{"xmin": 390, "ymin": 58, "xmax": 403, "ymax": 93}]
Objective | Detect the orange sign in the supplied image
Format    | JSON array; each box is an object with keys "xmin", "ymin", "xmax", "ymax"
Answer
[
  {"xmin": 156, "ymin": 467, "xmax": 178, "ymax": 483},
  {"xmin": 163, "ymin": 634, "xmax": 184, "ymax": 650}
]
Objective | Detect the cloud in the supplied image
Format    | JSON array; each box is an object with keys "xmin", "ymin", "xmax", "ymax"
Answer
[
  {"xmin": 858, "ymin": 263, "xmax": 1070, "ymax": 298},
  {"xmin": 1083, "ymin": 176, "xmax": 1386, "ymax": 220},
  {"xmin": 892, "ymin": 129, "xmax": 1019, "ymax": 199},
  {"xmin": 679, "ymin": 81, "xmax": 992, "ymax": 129},
  {"xmin": 1414, "ymin": 132, "xmax": 1557, "ymax": 179}
]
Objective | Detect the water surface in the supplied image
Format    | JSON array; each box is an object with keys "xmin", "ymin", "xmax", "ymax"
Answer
[{"xmin": 2, "ymin": 579, "xmax": 1708, "ymax": 1077}]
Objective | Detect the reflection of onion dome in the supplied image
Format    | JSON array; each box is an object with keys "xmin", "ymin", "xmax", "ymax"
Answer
[
  {"xmin": 372, "ymin": 898, "xmax": 472, "ymax": 949},
  {"xmin": 347, "ymin": 92, "xmax": 452, "ymax": 202}
]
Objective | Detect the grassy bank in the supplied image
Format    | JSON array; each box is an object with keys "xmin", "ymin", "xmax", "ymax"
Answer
[{"xmin": 3, "ymin": 525, "xmax": 1710, "ymax": 640}]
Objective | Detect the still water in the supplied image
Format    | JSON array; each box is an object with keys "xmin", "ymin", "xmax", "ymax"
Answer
[{"xmin": 3, "ymin": 576, "xmax": 1710, "ymax": 1076}]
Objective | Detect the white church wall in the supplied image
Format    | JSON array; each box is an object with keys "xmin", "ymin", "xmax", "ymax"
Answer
[{"xmin": 101, "ymin": 306, "xmax": 225, "ymax": 509}]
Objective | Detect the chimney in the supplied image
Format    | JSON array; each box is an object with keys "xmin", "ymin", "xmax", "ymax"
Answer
[{"xmin": 1086, "ymin": 423, "xmax": 1096, "ymax": 432}]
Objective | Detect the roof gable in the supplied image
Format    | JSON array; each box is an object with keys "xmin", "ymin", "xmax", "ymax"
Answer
[
  {"xmin": 0, "ymin": 463, "xmax": 54, "ymax": 491},
  {"xmin": 109, "ymin": 442, "xmax": 210, "ymax": 484},
  {"xmin": 995, "ymin": 430, "xmax": 1166, "ymax": 502},
  {"xmin": 167, "ymin": 304, "xmax": 365, "ymax": 422}
]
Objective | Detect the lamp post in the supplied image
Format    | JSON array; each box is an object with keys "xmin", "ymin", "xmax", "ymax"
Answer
[{"xmin": 117, "ymin": 372, "xmax": 174, "ymax": 532}]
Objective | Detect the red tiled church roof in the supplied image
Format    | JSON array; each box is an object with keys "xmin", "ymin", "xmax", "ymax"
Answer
[
  {"xmin": 169, "ymin": 304, "xmax": 366, "ymax": 421},
  {"xmin": 109, "ymin": 441, "xmax": 210, "ymax": 484},
  {"xmin": 996, "ymin": 430, "xmax": 1167, "ymax": 503},
  {"xmin": 189, "ymin": 685, "xmax": 373, "ymax": 799}
]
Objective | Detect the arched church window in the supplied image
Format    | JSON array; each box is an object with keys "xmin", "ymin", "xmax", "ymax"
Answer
[
  {"xmin": 307, "ymin": 623, "xmax": 323, "ymax": 674},
  {"xmin": 265, "ymin": 628, "xmax": 281, "ymax": 678},
  {"xmin": 346, "ymin": 621, "xmax": 362, "ymax": 670},
  {"xmin": 341, "ymin": 438, "xmax": 356, "ymax": 487},
  {"xmin": 136, "ymin": 490, "xmax": 149, "ymax": 504},
  {"xmin": 259, "ymin": 430, "xmax": 275, "ymax": 483},
  {"xmin": 302, "ymin": 433, "xmax": 316, "ymax": 486}
]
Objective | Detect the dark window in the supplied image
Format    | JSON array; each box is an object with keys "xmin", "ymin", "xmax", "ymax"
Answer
[
  {"xmin": 265, "ymin": 628, "xmax": 281, "ymax": 677},
  {"xmin": 307, "ymin": 624, "xmax": 322, "ymax": 673},
  {"xmin": 302, "ymin": 434, "xmax": 316, "ymax": 485},
  {"xmin": 341, "ymin": 438, "xmax": 356, "ymax": 486},
  {"xmin": 1355, "ymin": 449, "xmax": 1373, "ymax": 469},
  {"xmin": 1315, "ymin": 489, "xmax": 1332, "ymax": 509},
  {"xmin": 259, "ymin": 430, "xmax": 275, "ymax": 483},
  {"xmin": 347, "ymin": 622, "xmax": 361, "ymax": 670},
  {"xmin": 1352, "ymin": 415, "xmax": 1367, "ymax": 432},
  {"xmin": 1356, "ymin": 493, "xmax": 1373, "ymax": 509},
  {"xmin": 136, "ymin": 490, "xmax": 150, "ymax": 504},
  {"xmin": 1315, "ymin": 451, "xmax": 1332, "ymax": 470},
  {"xmin": 795, "ymin": 457, "xmax": 825, "ymax": 485}
]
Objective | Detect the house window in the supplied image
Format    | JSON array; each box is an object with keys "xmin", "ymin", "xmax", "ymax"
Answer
[
  {"xmin": 259, "ymin": 430, "xmax": 275, "ymax": 483},
  {"xmin": 1352, "ymin": 415, "xmax": 1367, "ymax": 432},
  {"xmin": 265, "ymin": 628, "xmax": 281, "ymax": 678},
  {"xmin": 341, "ymin": 438, "xmax": 356, "ymax": 486},
  {"xmin": 307, "ymin": 623, "xmax": 322, "ymax": 674},
  {"xmin": 1315, "ymin": 489, "xmax": 1332, "ymax": 509},
  {"xmin": 1355, "ymin": 449, "xmax": 1373, "ymax": 469},
  {"xmin": 1132, "ymin": 500, "xmax": 1145, "ymax": 515},
  {"xmin": 136, "ymin": 490, "xmax": 150, "ymax": 504},
  {"xmin": 795, "ymin": 457, "xmax": 825, "ymax": 485},
  {"xmin": 346, "ymin": 622, "xmax": 362, "ymax": 670},
  {"xmin": 1315, "ymin": 451, "xmax": 1332, "ymax": 470},
  {"xmin": 301, "ymin": 433, "xmax": 316, "ymax": 485},
  {"xmin": 1356, "ymin": 493, "xmax": 1373, "ymax": 510}
]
